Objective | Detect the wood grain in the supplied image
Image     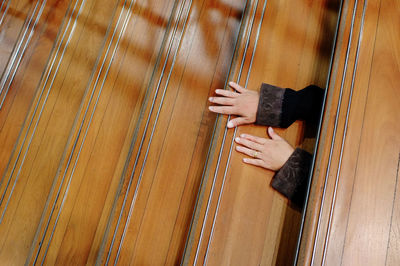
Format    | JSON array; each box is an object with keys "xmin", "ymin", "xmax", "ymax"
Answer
[
  {"xmin": 0, "ymin": 0, "xmax": 342, "ymax": 264},
  {"xmin": 184, "ymin": 0, "xmax": 340, "ymax": 265},
  {"xmin": 299, "ymin": 0, "xmax": 400, "ymax": 265}
]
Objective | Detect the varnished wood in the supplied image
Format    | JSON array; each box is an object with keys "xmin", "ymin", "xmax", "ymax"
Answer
[
  {"xmin": 184, "ymin": 0, "xmax": 340, "ymax": 265},
  {"xmin": 0, "ymin": 0, "xmax": 342, "ymax": 265},
  {"xmin": 299, "ymin": 0, "xmax": 400, "ymax": 265}
]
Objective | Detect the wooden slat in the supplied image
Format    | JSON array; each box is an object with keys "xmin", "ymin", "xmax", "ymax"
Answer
[
  {"xmin": 0, "ymin": 0, "xmax": 70, "ymax": 185},
  {"xmin": 95, "ymin": 0, "xmax": 247, "ymax": 264},
  {"xmin": 299, "ymin": 0, "xmax": 400, "ymax": 264},
  {"xmin": 29, "ymin": 0, "xmax": 181, "ymax": 264},
  {"xmin": 340, "ymin": 0, "xmax": 400, "ymax": 264},
  {"xmin": 0, "ymin": 0, "xmax": 32, "ymax": 72},
  {"xmin": 387, "ymin": 156, "xmax": 400, "ymax": 266},
  {"xmin": 0, "ymin": 0, "xmax": 117, "ymax": 263},
  {"xmin": 184, "ymin": 0, "xmax": 340, "ymax": 265},
  {"xmin": 0, "ymin": 0, "xmax": 344, "ymax": 264}
]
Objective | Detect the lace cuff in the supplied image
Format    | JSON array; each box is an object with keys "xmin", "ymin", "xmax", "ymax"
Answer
[
  {"xmin": 255, "ymin": 83, "xmax": 285, "ymax": 126},
  {"xmin": 270, "ymin": 148, "xmax": 312, "ymax": 208}
]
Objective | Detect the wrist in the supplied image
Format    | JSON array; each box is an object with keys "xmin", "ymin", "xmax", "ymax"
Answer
[{"xmin": 255, "ymin": 83, "xmax": 285, "ymax": 127}]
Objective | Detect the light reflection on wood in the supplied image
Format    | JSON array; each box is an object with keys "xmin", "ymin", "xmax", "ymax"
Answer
[{"xmin": 0, "ymin": 0, "xmax": 342, "ymax": 264}]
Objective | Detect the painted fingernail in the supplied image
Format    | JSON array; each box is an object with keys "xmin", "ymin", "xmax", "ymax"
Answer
[
  {"xmin": 227, "ymin": 121, "xmax": 234, "ymax": 128},
  {"xmin": 235, "ymin": 137, "xmax": 240, "ymax": 142}
]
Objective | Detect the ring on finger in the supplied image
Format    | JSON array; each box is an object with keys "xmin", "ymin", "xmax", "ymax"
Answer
[{"xmin": 253, "ymin": 151, "xmax": 258, "ymax": 158}]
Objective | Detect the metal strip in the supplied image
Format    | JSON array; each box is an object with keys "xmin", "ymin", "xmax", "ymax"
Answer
[
  {"xmin": 32, "ymin": 0, "xmax": 135, "ymax": 263},
  {"xmin": 203, "ymin": 0, "xmax": 267, "ymax": 263},
  {"xmin": 103, "ymin": 0, "xmax": 191, "ymax": 264},
  {"xmin": 180, "ymin": 0, "xmax": 250, "ymax": 263},
  {"xmin": 0, "ymin": 0, "xmax": 48, "ymax": 109},
  {"xmin": 294, "ymin": 0, "xmax": 345, "ymax": 262},
  {"xmin": 0, "ymin": 0, "xmax": 73, "ymax": 190},
  {"xmin": 0, "ymin": 0, "xmax": 85, "ymax": 223},
  {"xmin": 94, "ymin": 0, "xmax": 181, "ymax": 264},
  {"xmin": 321, "ymin": 1, "xmax": 367, "ymax": 264},
  {"xmin": 0, "ymin": 0, "xmax": 11, "ymax": 27},
  {"xmin": 311, "ymin": 0, "xmax": 359, "ymax": 264},
  {"xmin": 113, "ymin": 1, "xmax": 195, "ymax": 264},
  {"xmin": 193, "ymin": 0, "xmax": 259, "ymax": 264},
  {"xmin": 0, "ymin": 0, "xmax": 41, "ymax": 96}
]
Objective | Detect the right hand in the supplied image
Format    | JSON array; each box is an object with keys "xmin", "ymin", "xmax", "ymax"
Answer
[
  {"xmin": 208, "ymin": 81, "xmax": 259, "ymax": 128},
  {"xmin": 235, "ymin": 127, "xmax": 294, "ymax": 171}
]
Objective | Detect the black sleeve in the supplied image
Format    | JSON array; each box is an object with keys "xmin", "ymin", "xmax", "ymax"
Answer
[
  {"xmin": 254, "ymin": 83, "xmax": 323, "ymax": 208},
  {"xmin": 270, "ymin": 148, "xmax": 312, "ymax": 208},
  {"xmin": 255, "ymin": 83, "xmax": 324, "ymax": 128}
]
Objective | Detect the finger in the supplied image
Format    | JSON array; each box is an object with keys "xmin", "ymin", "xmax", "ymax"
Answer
[
  {"xmin": 242, "ymin": 158, "xmax": 265, "ymax": 168},
  {"xmin": 239, "ymin": 133, "xmax": 267, "ymax": 144},
  {"xmin": 227, "ymin": 117, "xmax": 248, "ymax": 128},
  {"xmin": 236, "ymin": 145, "xmax": 259, "ymax": 158},
  {"xmin": 208, "ymin": 96, "xmax": 235, "ymax": 106},
  {"xmin": 268, "ymin": 127, "xmax": 282, "ymax": 140},
  {"xmin": 235, "ymin": 137, "xmax": 262, "ymax": 151},
  {"xmin": 208, "ymin": 106, "xmax": 235, "ymax": 115},
  {"xmin": 215, "ymin": 89, "xmax": 238, "ymax": 98},
  {"xmin": 228, "ymin": 81, "xmax": 246, "ymax": 93}
]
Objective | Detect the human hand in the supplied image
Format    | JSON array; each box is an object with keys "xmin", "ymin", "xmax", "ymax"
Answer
[
  {"xmin": 235, "ymin": 127, "xmax": 295, "ymax": 171},
  {"xmin": 208, "ymin": 81, "xmax": 259, "ymax": 128}
]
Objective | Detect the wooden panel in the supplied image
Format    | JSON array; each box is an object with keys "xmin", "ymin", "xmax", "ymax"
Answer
[
  {"xmin": 0, "ymin": 0, "xmax": 341, "ymax": 265},
  {"xmin": 0, "ymin": 0, "xmax": 119, "ymax": 264},
  {"xmin": 184, "ymin": 0, "xmax": 340, "ymax": 265},
  {"xmin": 1, "ymin": 0, "xmax": 247, "ymax": 264},
  {"xmin": 299, "ymin": 0, "xmax": 400, "ymax": 265},
  {"xmin": 28, "ymin": 0, "xmax": 181, "ymax": 264},
  {"xmin": 0, "ymin": 0, "xmax": 69, "ymax": 180},
  {"xmin": 95, "ymin": 0, "xmax": 247, "ymax": 264},
  {"xmin": 0, "ymin": 0, "xmax": 32, "ymax": 72}
]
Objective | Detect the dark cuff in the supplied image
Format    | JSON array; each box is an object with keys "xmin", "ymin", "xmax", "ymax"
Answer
[
  {"xmin": 255, "ymin": 83, "xmax": 285, "ymax": 127},
  {"xmin": 270, "ymin": 148, "xmax": 312, "ymax": 208}
]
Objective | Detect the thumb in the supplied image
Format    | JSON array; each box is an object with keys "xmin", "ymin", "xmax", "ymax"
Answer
[
  {"xmin": 267, "ymin": 127, "xmax": 282, "ymax": 140},
  {"xmin": 227, "ymin": 117, "xmax": 248, "ymax": 128}
]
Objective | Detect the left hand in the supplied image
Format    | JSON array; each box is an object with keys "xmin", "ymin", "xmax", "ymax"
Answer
[
  {"xmin": 235, "ymin": 127, "xmax": 295, "ymax": 171},
  {"xmin": 208, "ymin": 81, "xmax": 259, "ymax": 128}
]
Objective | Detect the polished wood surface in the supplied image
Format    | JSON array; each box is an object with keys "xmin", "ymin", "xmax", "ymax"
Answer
[
  {"xmin": 184, "ymin": 0, "xmax": 339, "ymax": 265},
  {"xmin": 299, "ymin": 0, "xmax": 400, "ymax": 265},
  {"xmin": 1, "ymin": 0, "xmax": 339, "ymax": 265}
]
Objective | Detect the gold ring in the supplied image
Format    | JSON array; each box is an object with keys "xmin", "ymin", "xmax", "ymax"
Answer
[{"xmin": 253, "ymin": 151, "xmax": 258, "ymax": 158}]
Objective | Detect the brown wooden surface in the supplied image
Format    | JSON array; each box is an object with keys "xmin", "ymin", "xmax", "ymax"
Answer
[
  {"xmin": 0, "ymin": 0, "xmax": 340, "ymax": 265},
  {"xmin": 184, "ymin": 0, "xmax": 339, "ymax": 265},
  {"xmin": 299, "ymin": 0, "xmax": 400, "ymax": 265}
]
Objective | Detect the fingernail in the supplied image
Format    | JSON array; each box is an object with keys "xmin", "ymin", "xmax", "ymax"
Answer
[
  {"xmin": 243, "ymin": 158, "xmax": 248, "ymax": 163},
  {"xmin": 229, "ymin": 81, "xmax": 234, "ymax": 86},
  {"xmin": 215, "ymin": 89, "xmax": 221, "ymax": 93},
  {"xmin": 235, "ymin": 137, "xmax": 240, "ymax": 142},
  {"xmin": 209, "ymin": 106, "xmax": 214, "ymax": 111},
  {"xmin": 227, "ymin": 121, "xmax": 234, "ymax": 128},
  {"xmin": 208, "ymin": 97, "xmax": 213, "ymax": 102},
  {"xmin": 240, "ymin": 134, "xmax": 246, "ymax": 138}
]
